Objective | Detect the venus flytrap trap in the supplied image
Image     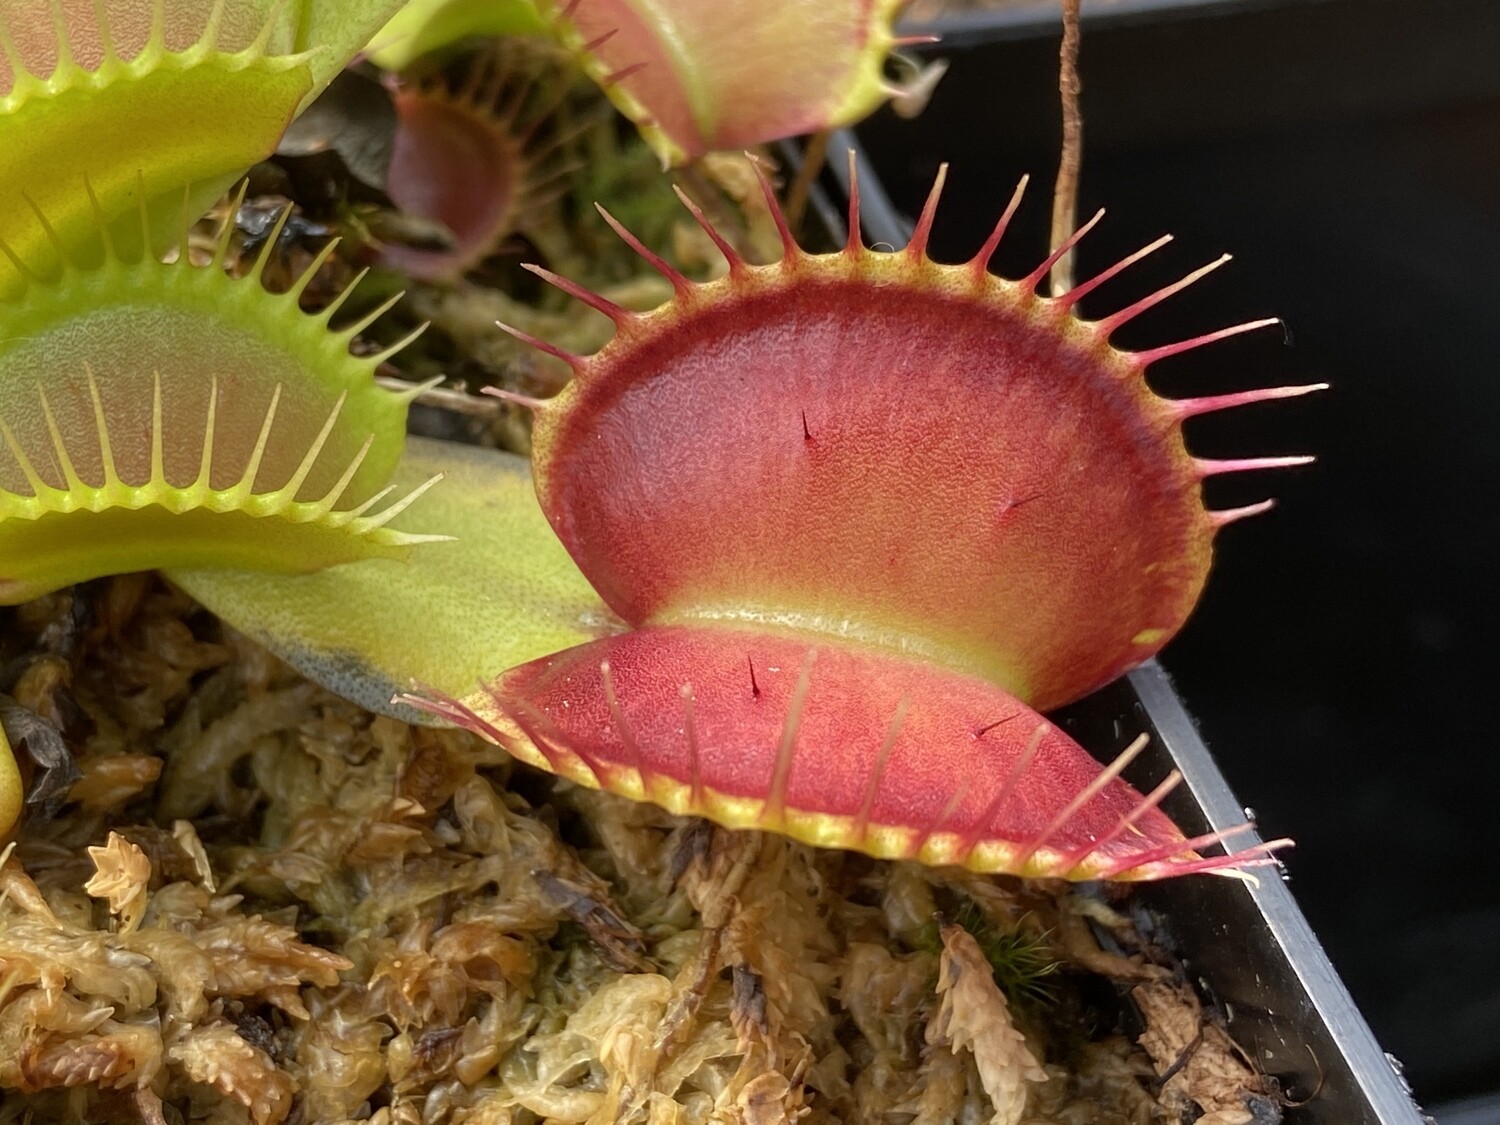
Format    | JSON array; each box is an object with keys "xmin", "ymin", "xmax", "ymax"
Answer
[
  {"xmin": 0, "ymin": 0, "xmax": 405, "ymax": 298},
  {"xmin": 397, "ymin": 160, "xmax": 1319, "ymax": 881},
  {"xmin": 537, "ymin": 0, "xmax": 908, "ymax": 166},
  {"xmin": 382, "ymin": 45, "xmax": 577, "ymax": 282}
]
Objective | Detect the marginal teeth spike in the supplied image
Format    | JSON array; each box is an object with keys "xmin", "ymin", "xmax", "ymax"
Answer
[
  {"xmin": 147, "ymin": 0, "xmax": 165, "ymax": 49},
  {"xmin": 1023, "ymin": 207, "xmax": 1104, "ymax": 292},
  {"xmin": 249, "ymin": 204, "xmax": 296, "ymax": 283},
  {"xmin": 851, "ymin": 696, "xmax": 911, "ymax": 846},
  {"xmin": 954, "ymin": 720, "xmax": 1048, "ymax": 865},
  {"xmin": 201, "ymin": 0, "xmax": 230, "ymax": 51},
  {"xmin": 246, "ymin": 0, "xmax": 290, "ymax": 56},
  {"xmin": 493, "ymin": 319, "xmax": 585, "ymax": 370},
  {"xmin": 22, "ymin": 193, "xmax": 67, "ymax": 256},
  {"xmin": 581, "ymin": 27, "xmax": 620, "ymax": 54},
  {"xmin": 1012, "ymin": 733, "xmax": 1150, "ymax": 872},
  {"xmin": 48, "ymin": 0, "xmax": 74, "ymax": 72},
  {"xmin": 238, "ymin": 384, "xmax": 284, "ymax": 494},
  {"xmin": 0, "ymin": 416, "xmax": 49, "ymax": 497},
  {"xmin": 1136, "ymin": 317, "xmax": 1281, "ymax": 365},
  {"xmin": 36, "ymin": 385, "xmax": 84, "ymax": 493},
  {"xmin": 672, "ymin": 185, "xmax": 746, "ymax": 275},
  {"xmin": 1195, "ymin": 454, "xmax": 1315, "ymax": 477},
  {"xmin": 522, "ymin": 263, "xmax": 632, "ymax": 325},
  {"xmin": 82, "ymin": 177, "xmax": 115, "ymax": 259},
  {"xmin": 1058, "ymin": 233, "xmax": 1173, "ymax": 309},
  {"xmin": 286, "ymin": 238, "xmax": 342, "ymax": 302},
  {"xmin": 972, "ymin": 174, "xmax": 1029, "ymax": 275},
  {"xmin": 601, "ymin": 61, "xmax": 648, "ymax": 88},
  {"xmin": 766, "ymin": 649, "xmax": 816, "ymax": 827},
  {"xmin": 211, "ymin": 182, "xmax": 250, "ymax": 270},
  {"xmin": 0, "ymin": 236, "xmax": 39, "ymax": 283},
  {"xmin": 595, "ymin": 204, "xmax": 691, "ymax": 293},
  {"xmin": 277, "ymin": 392, "xmax": 346, "ymax": 501},
  {"xmin": 338, "ymin": 292, "xmax": 405, "ymax": 343},
  {"xmin": 1096, "ymin": 821, "xmax": 1277, "ymax": 880},
  {"xmin": 318, "ymin": 267, "xmax": 369, "ymax": 324},
  {"xmin": 84, "ymin": 365, "xmax": 120, "ymax": 489},
  {"xmin": 1098, "ymin": 254, "xmax": 1233, "ymax": 335},
  {"xmin": 149, "ymin": 372, "xmax": 165, "ymax": 485},
  {"xmin": 497, "ymin": 694, "xmax": 576, "ymax": 779},
  {"xmin": 308, "ymin": 434, "xmax": 373, "ymax": 516},
  {"xmin": 1173, "ymin": 382, "xmax": 1328, "ymax": 418},
  {"xmin": 91, "ymin": 0, "xmax": 117, "ymax": 63},
  {"xmin": 845, "ymin": 149, "xmax": 863, "ymax": 255},
  {"xmin": 482, "ymin": 386, "xmax": 551, "ymax": 413},
  {"xmin": 342, "ymin": 484, "xmax": 396, "ymax": 521},
  {"xmin": 366, "ymin": 322, "xmax": 428, "ymax": 368},
  {"xmin": 679, "ymin": 683, "xmax": 703, "ymax": 808},
  {"xmin": 0, "ymin": 12, "xmax": 28, "ymax": 84},
  {"xmin": 747, "ymin": 154, "xmax": 798, "ymax": 261},
  {"xmin": 358, "ymin": 473, "xmax": 445, "ymax": 530},
  {"xmin": 1209, "ymin": 499, "xmax": 1277, "ymax": 528},
  {"xmin": 1057, "ymin": 769, "xmax": 1184, "ymax": 876},
  {"xmin": 197, "ymin": 377, "xmax": 220, "ymax": 490},
  {"xmin": 599, "ymin": 659, "xmax": 644, "ymax": 790},
  {"xmin": 906, "ymin": 164, "xmax": 949, "ymax": 260}
]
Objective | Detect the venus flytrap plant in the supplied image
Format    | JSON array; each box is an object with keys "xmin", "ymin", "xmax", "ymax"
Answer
[
  {"xmin": 400, "ymin": 160, "xmax": 1319, "ymax": 881},
  {"xmin": 0, "ymin": 192, "xmax": 444, "ymax": 606},
  {"xmin": 0, "ymin": 2, "xmax": 1319, "ymax": 890}
]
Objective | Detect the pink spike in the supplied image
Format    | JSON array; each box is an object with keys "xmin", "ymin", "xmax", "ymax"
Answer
[
  {"xmin": 598, "ymin": 660, "xmax": 647, "ymax": 791},
  {"xmin": 747, "ymin": 155, "xmax": 798, "ymax": 260},
  {"xmin": 971, "ymin": 175, "xmax": 1029, "ymax": 275},
  {"xmin": 1057, "ymin": 233, "xmax": 1173, "ymax": 309},
  {"xmin": 493, "ymin": 319, "xmax": 585, "ymax": 370},
  {"xmin": 1021, "ymin": 207, "xmax": 1104, "ymax": 292},
  {"xmin": 679, "ymin": 683, "xmax": 704, "ymax": 808},
  {"xmin": 481, "ymin": 386, "xmax": 551, "ymax": 413},
  {"xmin": 1012, "ymin": 733, "xmax": 1149, "ymax": 871},
  {"xmin": 521, "ymin": 263, "xmax": 633, "ymax": 325},
  {"xmin": 602, "ymin": 61, "xmax": 648, "ymax": 87},
  {"xmin": 1209, "ymin": 499, "xmax": 1277, "ymax": 529},
  {"xmin": 500, "ymin": 692, "xmax": 593, "ymax": 783},
  {"xmin": 917, "ymin": 772, "xmax": 974, "ymax": 859},
  {"xmin": 1136, "ymin": 842, "xmax": 1289, "ymax": 879},
  {"xmin": 581, "ymin": 27, "xmax": 619, "ymax": 53},
  {"xmin": 851, "ymin": 696, "xmax": 911, "ymax": 847},
  {"xmin": 1172, "ymin": 382, "xmax": 1328, "ymax": 419},
  {"xmin": 1135, "ymin": 317, "xmax": 1281, "ymax": 365},
  {"xmin": 1056, "ymin": 769, "xmax": 1184, "ymax": 875},
  {"xmin": 845, "ymin": 149, "xmax": 862, "ymax": 255},
  {"xmin": 672, "ymin": 185, "xmax": 746, "ymax": 275},
  {"xmin": 953, "ymin": 720, "xmax": 1048, "ymax": 864},
  {"xmin": 559, "ymin": 0, "xmax": 583, "ymax": 18},
  {"xmin": 392, "ymin": 687, "xmax": 468, "ymax": 726},
  {"xmin": 595, "ymin": 203, "xmax": 691, "ymax": 293},
  {"xmin": 1195, "ymin": 454, "xmax": 1315, "ymax": 478},
  {"xmin": 893, "ymin": 33, "xmax": 942, "ymax": 47},
  {"xmin": 1097, "ymin": 254, "xmax": 1232, "ymax": 335},
  {"xmin": 766, "ymin": 649, "xmax": 816, "ymax": 825},
  {"xmin": 906, "ymin": 164, "xmax": 948, "ymax": 260},
  {"xmin": 1095, "ymin": 821, "xmax": 1264, "ymax": 880}
]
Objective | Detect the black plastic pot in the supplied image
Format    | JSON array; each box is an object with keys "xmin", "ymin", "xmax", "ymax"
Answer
[{"xmin": 850, "ymin": 0, "xmax": 1500, "ymax": 1108}]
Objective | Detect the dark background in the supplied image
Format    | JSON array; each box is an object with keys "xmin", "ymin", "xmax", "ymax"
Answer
[{"xmin": 860, "ymin": 0, "xmax": 1500, "ymax": 1106}]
